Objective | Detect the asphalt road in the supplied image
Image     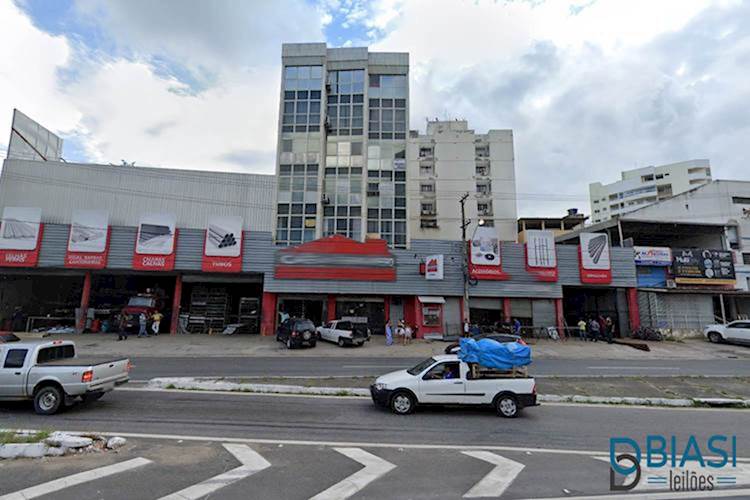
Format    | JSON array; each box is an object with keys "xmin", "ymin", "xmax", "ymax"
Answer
[
  {"xmin": 2, "ymin": 390, "xmax": 750, "ymax": 499},
  {"xmin": 126, "ymin": 355, "xmax": 750, "ymax": 379}
]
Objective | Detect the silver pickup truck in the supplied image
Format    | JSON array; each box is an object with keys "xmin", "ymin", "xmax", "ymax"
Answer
[{"xmin": 0, "ymin": 340, "xmax": 130, "ymax": 415}]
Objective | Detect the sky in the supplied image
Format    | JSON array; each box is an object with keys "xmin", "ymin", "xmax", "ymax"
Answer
[{"xmin": 1, "ymin": 0, "xmax": 749, "ymax": 217}]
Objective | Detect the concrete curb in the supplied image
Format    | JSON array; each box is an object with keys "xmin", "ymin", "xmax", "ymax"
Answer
[
  {"xmin": 0, "ymin": 430, "xmax": 127, "ymax": 459},
  {"xmin": 147, "ymin": 378, "xmax": 750, "ymax": 408}
]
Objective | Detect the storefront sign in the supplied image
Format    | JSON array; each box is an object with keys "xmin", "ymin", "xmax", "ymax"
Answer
[
  {"xmin": 275, "ymin": 234, "xmax": 396, "ymax": 281},
  {"xmin": 65, "ymin": 210, "xmax": 110, "ymax": 269},
  {"xmin": 469, "ymin": 226, "xmax": 508, "ymax": 280},
  {"xmin": 579, "ymin": 232, "xmax": 612, "ymax": 284},
  {"xmin": 0, "ymin": 207, "xmax": 43, "ymax": 267},
  {"xmin": 672, "ymin": 248, "xmax": 735, "ymax": 285},
  {"xmin": 525, "ymin": 230, "xmax": 558, "ymax": 281},
  {"xmin": 424, "ymin": 254, "xmax": 444, "ymax": 280},
  {"xmin": 202, "ymin": 215, "xmax": 243, "ymax": 273},
  {"xmin": 133, "ymin": 213, "xmax": 177, "ymax": 271},
  {"xmin": 633, "ymin": 246, "xmax": 672, "ymax": 266}
]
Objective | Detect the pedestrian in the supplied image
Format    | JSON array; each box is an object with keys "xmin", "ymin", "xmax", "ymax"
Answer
[
  {"xmin": 403, "ymin": 322, "xmax": 413, "ymax": 346},
  {"xmin": 470, "ymin": 323, "xmax": 481, "ymax": 336},
  {"xmin": 137, "ymin": 312, "xmax": 149, "ymax": 338},
  {"xmin": 279, "ymin": 307, "xmax": 290, "ymax": 324},
  {"xmin": 577, "ymin": 318, "xmax": 587, "ymax": 341},
  {"xmin": 605, "ymin": 316, "xmax": 614, "ymax": 344},
  {"xmin": 117, "ymin": 312, "xmax": 129, "ymax": 341},
  {"xmin": 463, "ymin": 319, "xmax": 470, "ymax": 337},
  {"xmin": 588, "ymin": 317, "xmax": 600, "ymax": 342},
  {"xmin": 512, "ymin": 318, "xmax": 522, "ymax": 336},
  {"xmin": 385, "ymin": 320, "xmax": 393, "ymax": 346},
  {"xmin": 151, "ymin": 310, "xmax": 164, "ymax": 335}
]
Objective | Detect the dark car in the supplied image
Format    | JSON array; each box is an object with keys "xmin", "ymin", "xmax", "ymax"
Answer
[
  {"xmin": 0, "ymin": 332, "xmax": 20, "ymax": 343},
  {"xmin": 276, "ymin": 318, "xmax": 317, "ymax": 349},
  {"xmin": 444, "ymin": 333, "xmax": 524, "ymax": 354}
]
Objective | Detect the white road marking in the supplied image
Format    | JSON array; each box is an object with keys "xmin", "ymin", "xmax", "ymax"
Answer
[
  {"xmin": 462, "ymin": 450, "xmax": 525, "ymax": 498},
  {"xmin": 520, "ymin": 488, "xmax": 750, "ymax": 499},
  {"xmin": 309, "ymin": 447, "xmax": 396, "ymax": 500},
  {"xmin": 586, "ymin": 366, "xmax": 680, "ymax": 371},
  {"xmin": 0, "ymin": 458, "xmax": 151, "ymax": 500},
  {"xmin": 158, "ymin": 443, "xmax": 270, "ymax": 500}
]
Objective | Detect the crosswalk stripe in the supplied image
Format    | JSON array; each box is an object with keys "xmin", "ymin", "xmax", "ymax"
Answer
[
  {"xmin": 158, "ymin": 444, "xmax": 270, "ymax": 500},
  {"xmin": 0, "ymin": 457, "xmax": 151, "ymax": 500},
  {"xmin": 462, "ymin": 451, "xmax": 525, "ymax": 498},
  {"xmin": 309, "ymin": 447, "xmax": 396, "ymax": 500}
]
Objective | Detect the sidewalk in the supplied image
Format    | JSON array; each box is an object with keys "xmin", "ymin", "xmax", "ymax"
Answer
[{"xmin": 17, "ymin": 331, "xmax": 750, "ymax": 359}]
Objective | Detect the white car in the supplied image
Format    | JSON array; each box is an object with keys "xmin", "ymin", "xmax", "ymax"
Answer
[
  {"xmin": 369, "ymin": 354, "xmax": 537, "ymax": 418},
  {"xmin": 704, "ymin": 321, "xmax": 750, "ymax": 345},
  {"xmin": 316, "ymin": 320, "xmax": 370, "ymax": 347}
]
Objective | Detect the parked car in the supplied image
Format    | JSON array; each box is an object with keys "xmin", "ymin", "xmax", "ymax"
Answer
[
  {"xmin": 317, "ymin": 320, "xmax": 370, "ymax": 347},
  {"xmin": 0, "ymin": 333, "xmax": 20, "ymax": 343},
  {"xmin": 704, "ymin": 321, "xmax": 750, "ymax": 345},
  {"xmin": 370, "ymin": 354, "xmax": 537, "ymax": 418},
  {"xmin": 444, "ymin": 333, "xmax": 523, "ymax": 354},
  {"xmin": 276, "ymin": 318, "xmax": 317, "ymax": 349},
  {"xmin": 0, "ymin": 340, "xmax": 130, "ymax": 415}
]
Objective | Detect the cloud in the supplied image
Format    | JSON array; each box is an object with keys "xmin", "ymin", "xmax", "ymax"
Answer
[{"xmin": 367, "ymin": 0, "xmax": 749, "ymax": 216}]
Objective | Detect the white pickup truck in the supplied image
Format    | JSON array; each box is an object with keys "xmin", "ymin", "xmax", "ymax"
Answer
[
  {"xmin": 0, "ymin": 340, "xmax": 130, "ymax": 415},
  {"xmin": 316, "ymin": 319, "xmax": 370, "ymax": 347},
  {"xmin": 704, "ymin": 320, "xmax": 750, "ymax": 345},
  {"xmin": 370, "ymin": 354, "xmax": 537, "ymax": 417}
]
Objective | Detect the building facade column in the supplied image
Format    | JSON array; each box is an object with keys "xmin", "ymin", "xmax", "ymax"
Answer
[
  {"xmin": 77, "ymin": 272, "xmax": 92, "ymax": 333},
  {"xmin": 554, "ymin": 297, "xmax": 565, "ymax": 340},
  {"xmin": 170, "ymin": 274, "xmax": 182, "ymax": 335},
  {"xmin": 626, "ymin": 287, "xmax": 640, "ymax": 333},
  {"xmin": 260, "ymin": 292, "xmax": 277, "ymax": 336},
  {"xmin": 326, "ymin": 294, "xmax": 337, "ymax": 322},
  {"xmin": 502, "ymin": 297, "xmax": 512, "ymax": 323}
]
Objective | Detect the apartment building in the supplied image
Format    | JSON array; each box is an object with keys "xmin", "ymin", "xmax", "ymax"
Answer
[
  {"xmin": 274, "ymin": 43, "xmax": 409, "ymax": 248},
  {"xmin": 589, "ymin": 159, "xmax": 712, "ymax": 224},
  {"xmin": 407, "ymin": 120, "xmax": 517, "ymax": 241}
]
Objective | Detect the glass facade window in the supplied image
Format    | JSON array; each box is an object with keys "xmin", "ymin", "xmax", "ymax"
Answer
[
  {"xmin": 276, "ymin": 163, "xmax": 319, "ymax": 245},
  {"xmin": 368, "ymin": 97, "xmax": 407, "ymax": 140},
  {"xmin": 326, "ymin": 70, "xmax": 365, "ymax": 137},
  {"xmin": 282, "ymin": 66, "xmax": 323, "ymax": 133}
]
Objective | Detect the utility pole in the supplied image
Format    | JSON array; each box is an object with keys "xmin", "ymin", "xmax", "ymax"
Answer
[{"xmin": 460, "ymin": 193, "xmax": 471, "ymax": 329}]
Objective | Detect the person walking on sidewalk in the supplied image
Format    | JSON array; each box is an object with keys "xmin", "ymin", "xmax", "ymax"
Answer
[
  {"xmin": 117, "ymin": 312, "xmax": 129, "ymax": 341},
  {"xmin": 577, "ymin": 318, "xmax": 587, "ymax": 341},
  {"xmin": 151, "ymin": 311, "xmax": 163, "ymax": 336},
  {"xmin": 385, "ymin": 320, "xmax": 393, "ymax": 346},
  {"xmin": 605, "ymin": 316, "xmax": 614, "ymax": 344},
  {"xmin": 137, "ymin": 312, "xmax": 149, "ymax": 338},
  {"xmin": 588, "ymin": 317, "xmax": 600, "ymax": 342}
]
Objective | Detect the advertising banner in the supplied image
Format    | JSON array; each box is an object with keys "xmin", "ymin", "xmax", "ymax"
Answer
[
  {"xmin": 202, "ymin": 216, "xmax": 243, "ymax": 273},
  {"xmin": 469, "ymin": 226, "xmax": 508, "ymax": 280},
  {"xmin": 579, "ymin": 232, "xmax": 612, "ymax": 284},
  {"xmin": 133, "ymin": 213, "xmax": 177, "ymax": 271},
  {"xmin": 424, "ymin": 254, "xmax": 444, "ymax": 280},
  {"xmin": 0, "ymin": 207, "xmax": 43, "ymax": 267},
  {"xmin": 275, "ymin": 234, "xmax": 395, "ymax": 281},
  {"xmin": 65, "ymin": 210, "xmax": 110, "ymax": 269},
  {"xmin": 633, "ymin": 246, "xmax": 672, "ymax": 266},
  {"xmin": 672, "ymin": 248, "xmax": 735, "ymax": 285},
  {"xmin": 524, "ymin": 230, "xmax": 558, "ymax": 281}
]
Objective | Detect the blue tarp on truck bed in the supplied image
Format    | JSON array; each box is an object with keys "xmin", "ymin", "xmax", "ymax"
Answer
[{"xmin": 457, "ymin": 338, "xmax": 532, "ymax": 370}]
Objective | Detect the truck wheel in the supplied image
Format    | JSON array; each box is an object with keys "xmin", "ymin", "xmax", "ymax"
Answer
[
  {"xmin": 390, "ymin": 391, "xmax": 416, "ymax": 415},
  {"xmin": 34, "ymin": 386, "xmax": 63, "ymax": 415},
  {"xmin": 708, "ymin": 331, "xmax": 723, "ymax": 343},
  {"xmin": 495, "ymin": 394, "xmax": 519, "ymax": 418},
  {"xmin": 338, "ymin": 337, "xmax": 346, "ymax": 347}
]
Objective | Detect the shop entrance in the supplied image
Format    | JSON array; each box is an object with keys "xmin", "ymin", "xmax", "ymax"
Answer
[
  {"xmin": 0, "ymin": 272, "xmax": 84, "ymax": 332},
  {"xmin": 563, "ymin": 286, "xmax": 621, "ymax": 337},
  {"xmin": 336, "ymin": 297, "xmax": 386, "ymax": 335},
  {"xmin": 181, "ymin": 276, "xmax": 263, "ymax": 334},
  {"xmin": 468, "ymin": 298, "xmax": 504, "ymax": 332},
  {"xmin": 278, "ymin": 296, "xmax": 326, "ymax": 327},
  {"xmin": 89, "ymin": 273, "xmax": 176, "ymax": 334}
]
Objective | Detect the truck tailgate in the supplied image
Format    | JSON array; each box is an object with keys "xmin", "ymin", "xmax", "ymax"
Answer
[{"xmin": 90, "ymin": 358, "xmax": 130, "ymax": 388}]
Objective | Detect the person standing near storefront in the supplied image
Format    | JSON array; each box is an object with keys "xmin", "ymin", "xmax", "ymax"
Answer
[
  {"xmin": 588, "ymin": 317, "xmax": 600, "ymax": 342},
  {"xmin": 385, "ymin": 320, "xmax": 393, "ymax": 346},
  {"xmin": 577, "ymin": 318, "xmax": 587, "ymax": 341},
  {"xmin": 605, "ymin": 316, "xmax": 614, "ymax": 344},
  {"xmin": 512, "ymin": 318, "xmax": 522, "ymax": 337},
  {"xmin": 151, "ymin": 310, "xmax": 164, "ymax": 336},
  {"xmin": 117, "ymin": 312, "xmax": 129, "ymax": 341},
  {"xmin": 137, "ymin": 312, "xmax": 149, "ymax": 338}
]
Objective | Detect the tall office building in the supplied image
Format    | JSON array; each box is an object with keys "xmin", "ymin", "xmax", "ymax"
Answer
[
  {"xmin": 274, "ymin": 43, "xmax": 409, "ymax": 247},
  {"xmin": 408, "ymin": 120, "xmax": 517, "ymax": 242},
  {"xmin": 589, "ymin": 159, "xmax": 712, "ymax": 224}
]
